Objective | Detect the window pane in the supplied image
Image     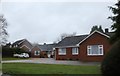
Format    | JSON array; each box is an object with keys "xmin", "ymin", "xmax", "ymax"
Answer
[
  {"xmin": 99, "ymin": 48, "xmax": 102, "ymax": 54},
  {"xmin": 58, "ymin": 48, "xmax": 66, "ymax": 55},
  {"xmin": 35, "ymin": 51, "xmax": 40, "ymax": 55},
  {"xmin": 91, "ymin": 45, "xmax": 98, "ymax": 54},
  {"xmin": 88, "ymin": 49, "xmax": 91, "ymax": 54},
  {"xmin": 99, "ymin": 45, "xmax": 103, "ymax": 55},
  {"xmin": 72, "ymin": 48, "xmax": 78, "ymax": 54}
]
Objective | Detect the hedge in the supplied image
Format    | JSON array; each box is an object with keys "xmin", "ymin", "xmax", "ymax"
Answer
[
  {"xmin": 101, "ymin": 39, "xmax": 120, "ymax": 75},
  {"xmin": 2, "ymin": 47, "xmax": 31, "ymax": 57}
]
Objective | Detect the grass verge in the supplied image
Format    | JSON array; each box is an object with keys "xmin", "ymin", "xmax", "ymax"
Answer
[{"xmin": 2, "ymin": 63, "xmax": 101, "ymax": 74}]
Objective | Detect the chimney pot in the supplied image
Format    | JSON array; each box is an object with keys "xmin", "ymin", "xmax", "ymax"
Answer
[
  {"xmin": 105, "ymin": 28, "xmax": 109, "ymax": 33},
  {"xmin": 44, "ymin": 43, "xmax": 46, "ymax": 45}
]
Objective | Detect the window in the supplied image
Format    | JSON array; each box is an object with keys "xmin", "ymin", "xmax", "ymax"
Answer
[
  {"xmin": 15, "ymin": 45, "xmax": 18, "ymax": 47},
  {"xmin": 87, "ymin": 45, "xmax": 103, "ymax": 55},
  {"xmin": 34, "ymin": 51, "xmax": 40, "ymax": 56},
  {"xmin": 58, "ymin": 48, "xmax": 66, "ymax": 55},
  {"xmin": 72, "ymin": 48, "xmax": 78, "ymax": 55}
]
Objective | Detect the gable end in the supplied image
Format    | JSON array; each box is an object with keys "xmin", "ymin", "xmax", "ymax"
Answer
[{"xmin": 77, "ymin": 30, "xmax": 110, "ymax": 45}]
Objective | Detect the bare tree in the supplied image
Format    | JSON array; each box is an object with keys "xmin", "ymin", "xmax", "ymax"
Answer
[
  {"xmin": 60, "ymin": 32, "xmax": 76, "ymax": 40},
  {"xmin": 54, "ymin": 32, "xmax": 76, "ymax": 43},
  {"xmin": 0, "ymin": 15, "xmax": 8, "ymax": 46}
]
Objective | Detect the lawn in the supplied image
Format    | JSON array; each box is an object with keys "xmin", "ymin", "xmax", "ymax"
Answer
[
  {"xmin": 2, "ymin": 57, "xmax": 30, "ymax": 61},
  {"xmin": 2, "ymin": 63, "xmax": 101, "ymax": 74}
]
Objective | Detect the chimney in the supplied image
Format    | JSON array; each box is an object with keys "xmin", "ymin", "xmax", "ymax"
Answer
[
  {"xmin": 105, "ymin": 28, "xmax": 109, "ymax": 33},
  {"xmin": 44, "ymin": 43, "xmax": 46, "ymax": 45}
]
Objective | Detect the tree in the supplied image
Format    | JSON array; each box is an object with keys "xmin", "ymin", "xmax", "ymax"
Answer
[
  {"xmin": 0, "ymin": 15, "xmax": 8, "ymax": 46},
  {"xmin": 98, "ymin": 25, "xmax": 104, "ymax": 33},
  {"xmin": 90, "ymin": 25, "xmax": 104, "ymax": 33},
  {"xmin": 2, "ymin": 47, "xmax": 30, "ymax": 57},
  {"xmin": 101, "ymin": 39, "xmax": 120, "ymax": 75},
  {"xmin": 101, "ymin": 1, "xmax": 120, "ymax": 76},
  {"xmin": 109, "ymin": 1, "xmax": 120, "ymax": 44}
]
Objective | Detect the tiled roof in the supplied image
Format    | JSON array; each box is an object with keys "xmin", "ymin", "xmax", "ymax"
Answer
[
  {"xmin": 12, "ymin": 39, "xmax": 26, "ymax": 46},
  {"xmin": 56, "ymin": 31, "xmax": 114, "ymax": 47},
  {"xmin": 38, "ymin": 44, "xmax": 56, "ymax": 51},
  {"xmin": 56, "ymin": 35, "xmax": 88, "ymax": 47},
  {"xmin": 12, "ymin": 39, "xmax": 33, "ymax": 49},
  {"xmin": 105, "ymin": 32, "xmax": 115, "ymax": 37}
]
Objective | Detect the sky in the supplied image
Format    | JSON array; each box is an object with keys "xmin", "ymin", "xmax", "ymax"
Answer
[{"xmin": 0, "ymin": 0, "xmax": 117, "ymax": 44}]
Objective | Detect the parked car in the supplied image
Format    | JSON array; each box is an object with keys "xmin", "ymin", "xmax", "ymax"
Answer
[{"xmin": 13, "ymin": 53, "xmax": 29, "ymax": 58}]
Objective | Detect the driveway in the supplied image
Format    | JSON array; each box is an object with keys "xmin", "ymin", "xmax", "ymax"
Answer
[{"xmin": 2, "ymin": 58, "xmax": 100, "ymax": 65}]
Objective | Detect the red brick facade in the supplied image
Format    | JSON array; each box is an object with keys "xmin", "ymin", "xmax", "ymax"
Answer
[
  {"xmin": 55, "ymin": 32, "xmax": 111, "ymax": 62},
  {"xmin": 31, "ymin": 46, "xmax": 41, "ymax": 58},
  {"xmin": 79, "ymin": 32, "xmax": 111, "ymax": 62},
  {"xmin": 31, "ymin": 46, "xmax": 48, "ymax": 58},
  {"xmin": 55, "ymin": 48, "xmax": 79, "ymax": 60}
]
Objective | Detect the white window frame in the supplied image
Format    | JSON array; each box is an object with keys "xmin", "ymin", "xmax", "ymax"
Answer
[
  {"xmin": 58, "ymin": 48, "xmax": 66, "ymax": 55},
  {"xmin": 87, "ymin": 45, "xmax": 104, "ymax": 56},
  {"xmin": 72, "ymin": 48, "xmax": 79, "ymax": 55},
  {"xmin": 98, "ymin": 45, "xmax": 104, "ymax": 55},
  {"xmin": 34, "ymin": 50, "xmax": 40, "ymax": 56},
  {"xmin": 15, "ymin": 45, "xmax": 18, "ymax": 47}
]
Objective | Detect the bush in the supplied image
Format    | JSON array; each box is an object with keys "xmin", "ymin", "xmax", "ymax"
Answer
[
  {"xmin": 2, "ymin": 47, "xmax": 14, "ymax": 57},
  {"xmin": 2, "ymin": 47, "xmax": 31, "ymax": 57},
  {"xmin": 101, "ymin": 39, "xmax": 120, "ymax": 75}
]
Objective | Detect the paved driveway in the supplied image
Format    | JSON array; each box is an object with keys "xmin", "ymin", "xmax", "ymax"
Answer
[{"xmin": 2, "ymin": 58, "xmax": 100, "ymax": 65}]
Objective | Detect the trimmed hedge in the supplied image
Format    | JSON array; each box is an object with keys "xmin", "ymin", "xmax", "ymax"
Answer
[
  {"xmin": 2, "ymin": 47, "xmax": 31, "ymax": 57},
  {"xmin": 101, "ymin": 39, "xmax": 120, "ymax": 75}
]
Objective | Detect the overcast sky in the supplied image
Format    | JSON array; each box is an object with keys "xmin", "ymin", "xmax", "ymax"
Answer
[{"xmin": 1, "ymin": 0, "xmax": 117, "ymax": 44}]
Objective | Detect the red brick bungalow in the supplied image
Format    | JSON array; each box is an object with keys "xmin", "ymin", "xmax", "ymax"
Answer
[
  {"xmin": 54, "ymin": 30, "xmax": 113, "ymax": 62},
  {"xmin": 31, "ymin": 44, "xmax": 56, "ymax": 58},
  {"xmin": 31, "ymin": 45, "xmax": 41, "ymax": 58}
]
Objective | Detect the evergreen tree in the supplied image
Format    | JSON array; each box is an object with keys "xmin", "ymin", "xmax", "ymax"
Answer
[
  {"xmin": 101, "ymin": 1, "xmax": 120, "ymax": 76},
  {"xmin": 98, "ymin": 25, "xmax": 104, "ymax": 33},
  {"xmin": 109, "ymin": 1, "xmax": 120, "ymax": 43},
  {"xmin": 90, "ymin": 25, "xmax": 104, "ymax": 33}
]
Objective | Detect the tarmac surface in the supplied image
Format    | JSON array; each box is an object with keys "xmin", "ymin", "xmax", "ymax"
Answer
[{"xmin": 2, "ymin": 58, "xmax": 100, "ymax": 65}]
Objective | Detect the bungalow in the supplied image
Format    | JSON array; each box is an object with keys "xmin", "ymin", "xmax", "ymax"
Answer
[
  {"xmin": 31, "ymin": 45, "xmax": 41, "ymax": 58},
  {"xmin": 12, "ymin": 39, "xmax": 33, "ymax": 52},
  {"xmin": 31, "ymin": 43, "xmax": 56, "ymax": 58},
  {"xmin": 54, "ymin": 30, "xmax": 113, "ymax": 62}
]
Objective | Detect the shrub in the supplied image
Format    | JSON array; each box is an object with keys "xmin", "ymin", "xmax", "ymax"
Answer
[
  {"xmin": 2, "ymin": 47, "xmax": 30, "ymax": 57},
  {"xmin": 2, "ymin": 47, "xmax": 14, "ymax": 57},
  {"xmin": 101, "ymin": 39, "xmax": 120, "ymax": 75}
]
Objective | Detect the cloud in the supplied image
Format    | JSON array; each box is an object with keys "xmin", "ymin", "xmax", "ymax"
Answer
[
  {"xmin": 1, "ymin": 0, "xmax": 117, "ymax": 2},
  {"xmin": 2, "ymin": 2, "xmax": 115, "ymax": 43}
]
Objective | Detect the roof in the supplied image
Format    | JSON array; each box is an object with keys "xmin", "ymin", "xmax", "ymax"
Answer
[
  {"xmin": 12, "ymin": 39, "xmax": 33, "ymax": 49},
  {"xmin": 12, "ymin": 39, "xmax": 26, "ymax": 46},
  {"xmin": 38, "ymin": 44, "xmax": 56, "ymax": 51},
  {"xmin": 77, "ymin": 30, "xmax": 110, "ymax": 45},
  {"xmin": 55, "ymin": 30, "xmax": 113, "ymax": 48},
  {"xmin": 105, "ymin": 32, "xmax": 115, "ymax": 37},
  {"xmin": 56, "ymin": 35, "xmax": 88, "ymax": 47}
]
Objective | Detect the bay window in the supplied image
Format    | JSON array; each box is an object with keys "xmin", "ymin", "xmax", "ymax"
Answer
[{"xmin": 87, "ymin": 45, "xmax": 103, "ymax": 55}]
